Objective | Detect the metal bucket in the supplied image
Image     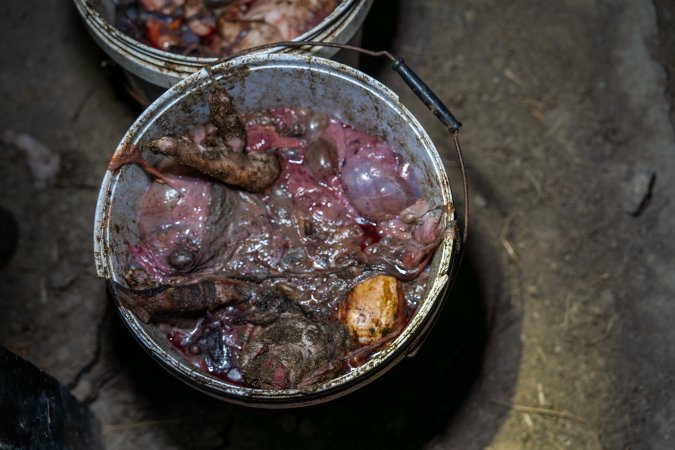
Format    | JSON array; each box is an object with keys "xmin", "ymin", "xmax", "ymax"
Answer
[
  {"xmin": 74, "ymin": 0, "xmax": 374, "ymax": 87},
  {"xmin": 94, "ymin": 53, "xmax": 459, "ymax": 407}
]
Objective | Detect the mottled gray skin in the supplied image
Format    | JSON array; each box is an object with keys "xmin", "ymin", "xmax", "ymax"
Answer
[
  {"xmin": 239, "ymin": 310, "xmax": 349, "ymax": 389},
  {"xmin": 113, "ymin": 278, "xmax": 248, "ymax": 323},
  {"xmin": 145, "ymin": 83, "xmax": 279, "ymax": 192}
]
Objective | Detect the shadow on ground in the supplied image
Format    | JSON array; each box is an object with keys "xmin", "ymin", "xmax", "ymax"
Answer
[{"xmin": 102, "ymin": 250, "xmax": 520, "ymax": 450}]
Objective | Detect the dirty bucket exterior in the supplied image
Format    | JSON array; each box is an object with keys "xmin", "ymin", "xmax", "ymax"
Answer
[
  {"xmin": 94, "ymin": 53, "xmax": 459, "ymax": 407},
  {"xmin": 73, "ymin": 0, "xmax": 374, "ymax": 88}
]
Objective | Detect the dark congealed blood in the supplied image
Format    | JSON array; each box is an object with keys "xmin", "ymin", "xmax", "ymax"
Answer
[
  {"xmin": 167, "ymin": 330, "xmax": 187, "ymax": 352},
  {"xmin": 358, "ymin": 222, "xmax": 381, "ymax": 250}
]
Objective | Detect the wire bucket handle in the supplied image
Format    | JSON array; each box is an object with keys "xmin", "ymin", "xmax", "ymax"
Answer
[{"xmin": 211, "ymin": 41, "xmax": 469, "ymax": 247}]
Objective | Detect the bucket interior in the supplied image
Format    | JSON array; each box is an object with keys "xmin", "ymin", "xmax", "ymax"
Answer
[
  {"xmin": 93, "ymin": 0, "xmax": 358, "ymax": 46},
  {"xmin": 96, "ymin": 54, "xmax": 455, "ymax": 404}
]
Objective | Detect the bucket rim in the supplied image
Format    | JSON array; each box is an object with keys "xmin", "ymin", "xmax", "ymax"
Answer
[{"xmin": 94, "ymin": 52, "xmax": 457, "ymax": 406}]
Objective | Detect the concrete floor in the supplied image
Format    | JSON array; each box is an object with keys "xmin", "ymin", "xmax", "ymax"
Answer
[{"xmin": 1, "ymin": 0, "xmax": 675, "ymax": 448}]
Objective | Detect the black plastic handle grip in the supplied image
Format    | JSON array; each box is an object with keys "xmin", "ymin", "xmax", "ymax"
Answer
[{"xmin": 391, "ymin": 58, "xmax": 462, "ymax": 133}]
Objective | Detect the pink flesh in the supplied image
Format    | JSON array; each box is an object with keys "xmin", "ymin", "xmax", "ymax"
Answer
[
  {"xmin": 130, "ymin": 110, "xmax": 437, "ymax": 284},
  {"xmin": 279, "ymin": 117, "xmax": 397, "ymax": 226},
  {"xmin": 127, "ymin": 108, "xmax": 445, "ymax": 383},
  {"xmin": 341, "ymin": 141, "xmax": 417, "ymax": 221},
  {"xmin": 130, "ymin": 173, "xmax": 212, "ymax": 280},
  {"xmin": 244, "ymin": 0, "xmax": 336, "ymax": 40}
]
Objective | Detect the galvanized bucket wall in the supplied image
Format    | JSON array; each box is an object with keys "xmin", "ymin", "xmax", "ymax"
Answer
[
  {"xmin": 74, "ymin": 0, "xmax": 374, "ymax": 87},
  {"xmin": 94, "ymin": 53, "xmax": 458, "ymax": 407}
]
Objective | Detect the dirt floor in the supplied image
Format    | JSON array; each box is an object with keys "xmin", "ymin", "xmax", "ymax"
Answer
[{"xmin": 1, "ymin": 0, "xmax": 675, "ymax": 449}]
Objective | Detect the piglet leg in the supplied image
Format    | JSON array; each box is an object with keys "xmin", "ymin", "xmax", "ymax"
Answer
[
  {"xmin": 147, "ymin": 135, "xmax": 279, "ymax": 192},
  {"xmin": 208, "ymin": 81, "xmax": 247, "ymax": 152},
  {"xmin": 111, "ymin": 278, "xmax": 248, "ymax": 323},
  {"xmin": 145, "ymin": 84, "xmax": 280, "ymax": 193}
]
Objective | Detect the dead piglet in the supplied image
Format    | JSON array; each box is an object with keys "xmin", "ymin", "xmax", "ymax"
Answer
[
  {"xmin": 111, "ymin": 277, "xmax": 248, "ymax": 323},
  {"xmin": 239, "ymin": 310, "xmax": 348, "ymax": 389},
  {"xmin": 147, "ymin": 135, "xmax": 278, "ymax": 193},
  {"xmin": 145, "ymin": 83, "xmax": 280, "ymax": 192},
  {"xmin": 167, "ymin": 291, "xmax": 295, "ymax": 382},
  {"xmin": 128, "ymin": 170, "xmax": 231, "ymax": 285},
  {"xmin": 137, "ymin": 177, "xmax": 274, "ymax": 281}
]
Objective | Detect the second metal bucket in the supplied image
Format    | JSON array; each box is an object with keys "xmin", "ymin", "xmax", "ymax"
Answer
[
  {"xmin": 94, "ymin": 52, "xmax": 459, "ymax": 407},
  {"xmin": 74, "ymin": 0, "xmax": 374, "ymax": 87}
]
